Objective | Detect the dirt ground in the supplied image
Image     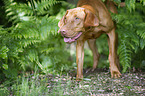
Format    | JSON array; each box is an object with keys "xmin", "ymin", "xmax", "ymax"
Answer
[{"xmin": 49, "ymin": 68, "xmax": 145, "ymax": 96}]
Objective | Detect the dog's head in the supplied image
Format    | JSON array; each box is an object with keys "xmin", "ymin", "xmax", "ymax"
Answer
[{"xmin": 58, "ymin": 7, "xmax": 99, "ymax": 43}]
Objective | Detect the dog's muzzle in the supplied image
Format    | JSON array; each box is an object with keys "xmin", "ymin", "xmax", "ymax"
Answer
[{"xmin": 63, "ymin": 32, "xmax": 82, "ymax": 43}]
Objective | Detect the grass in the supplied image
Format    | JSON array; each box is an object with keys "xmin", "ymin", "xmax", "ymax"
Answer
[{"xmin": 0, "ymin": 69, "xmax": 145, "ymax": 96}]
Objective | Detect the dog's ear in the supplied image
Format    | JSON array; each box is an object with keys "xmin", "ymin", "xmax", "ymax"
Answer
[
  {"xmin": 58, "ymin": 11, "xmax": 68, "ymax": 33},
  {"xmin": 84, "ymin": 9, "xmax": 99, "ymax": 27},
  {"xmin": 58, "ymin": 15, "xmax": 65, "ymax": 28}
]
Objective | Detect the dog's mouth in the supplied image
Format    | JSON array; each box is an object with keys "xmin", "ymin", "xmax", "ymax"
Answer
[{"xmin": 64, "ymin": 32, "xmax": 82, "ymax": 43}]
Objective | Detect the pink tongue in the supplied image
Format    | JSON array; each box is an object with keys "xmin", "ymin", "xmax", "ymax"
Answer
[{"xmin": 64, "ymin": 38, "xmax": 72, "ymax": 42}]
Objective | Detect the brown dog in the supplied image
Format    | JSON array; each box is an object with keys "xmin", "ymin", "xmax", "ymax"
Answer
[{"xmin": 58, "ymin": 0, "xmax": 121, "ymax": 80}]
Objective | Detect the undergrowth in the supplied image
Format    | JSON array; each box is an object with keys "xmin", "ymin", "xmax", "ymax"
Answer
[
  {"xmin": 113, "ymin": 3, "xmax": 145, "ymax": 72},
  {"xmin": 0, "ymin": 0, "xmax": 145, "ymax": 82},
  {"xmin": 0, "ymin": 0, "xmax": 74, "ymax": 80}
]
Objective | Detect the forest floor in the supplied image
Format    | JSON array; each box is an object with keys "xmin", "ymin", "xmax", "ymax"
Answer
[
  {"xmin": 2, "ymin": 68, "xmax": 145, "ymax": 96},
  {"xmin": 48, "ymin": 68, "xmax": 145, "ymax": 96}
]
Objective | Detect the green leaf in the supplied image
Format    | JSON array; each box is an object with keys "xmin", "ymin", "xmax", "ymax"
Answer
[
  {"xmin": 0, "ymin": 46, "xmax": 9, "ymax": 59},
  {"xmin": 118, "ymin": 39, "xmax": 132, "ymax": 72},
  {"xmin": 140, "ymin": 0, "xmax": 145, "ymax": 6},
  {"xmin": 2, "ymin": 64, "xmax": 8, "ymax": 70},
  {"xmin": 125, "ymin": 0, "xmax": 136, "ymax": 12},
  {"xmin": 140, "ymin": 39, "xmax": 145, "ymax": 50}
]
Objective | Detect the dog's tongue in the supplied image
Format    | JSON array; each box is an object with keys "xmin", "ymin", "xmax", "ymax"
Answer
[
  {"xmin": 64, "ymin": 32, "xmax": 82, "ymax": 43},
  {"xmin": 64, "ymin": 38, "xmax": 72, "ymax": 42}
]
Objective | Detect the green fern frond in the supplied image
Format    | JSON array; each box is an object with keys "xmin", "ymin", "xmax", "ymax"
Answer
[
  {"xmin": 125, "ymin": 0, "xmax": 136, "ymax": 12},
  {"xmin": 118, "ymin": 38, "xmax": 132, "ymax": 72},
  {"xmin": 12, "ymin": 16, "xmax": 59, "ymax": 41},
  {"xmin": 40, "ymin": 47, "xmax": 55, "ymax": 54},
  {"xmin": 5, "ymin": 0, "xmax": 60, "ymax": 24},
  {"xmin": 114, "ymin": 3, "xmax": 145, "ymax": 72},
  {"xmin": 5, "ymin": 2, "xmax": 20, "ymax": 23},
  {"xmin": 0, "ymin": 26, "xmax": 8, "ymax": 35},
  {"xmin": 140, "ymin": 38, "xmax": 145, "ymax": 50},
  {"xmin": 13, "ymin": 21, "xmax": 39, "ymax": 39},
  {"xmin": 27, "ymin": 49, "xmax": 38, "ymax": 62},
  {"xmin": 136, "ymin": 23, "xmax": 145, "ymax": 39},
  {"xmin": 33, "ymin": 0, "xmax": 60, "ymax": 15},
  {"xmin": 19, "ymin": 39, "xmax": 41, "ymax": 48}
]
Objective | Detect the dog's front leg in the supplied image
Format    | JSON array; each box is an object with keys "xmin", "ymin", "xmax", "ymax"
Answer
[
  {"xmin": 107, "ymin": 28, "xmax": 121, "ymax": 78},
  {"xmin": 76, "ymin": 40, "xmax": 85, "ymax": 80}
]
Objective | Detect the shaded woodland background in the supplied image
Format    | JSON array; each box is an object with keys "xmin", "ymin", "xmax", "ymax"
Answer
[{"xmin": 0, "ymin": 1, "xmax": 145, "ymax": 94}]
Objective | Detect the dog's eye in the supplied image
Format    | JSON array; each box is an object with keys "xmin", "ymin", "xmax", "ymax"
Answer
[
  {"xmin": 64, "ymin": 17, "xmax": 67, "ymax": 22},
  {"xmin": 75, "ymin": 17, "xmax": 80, "ymax": 20}
]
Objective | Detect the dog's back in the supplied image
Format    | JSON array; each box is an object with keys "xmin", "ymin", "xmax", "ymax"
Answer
[
  {"xmin": 77, "ymin": 0, "xmax": 117, "ymax": 14},
  {"xmin": 77, "ymin": 0, "xmax": 115, "ymax": 31},
  {"xmin": 105, "ymin": 0, "xmax": 117, "ymax": 14}
]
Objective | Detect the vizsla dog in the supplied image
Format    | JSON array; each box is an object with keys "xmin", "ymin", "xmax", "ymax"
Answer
[{"xmin": 58, "ymin": 0, "xmax": 121, "ymax": 80}]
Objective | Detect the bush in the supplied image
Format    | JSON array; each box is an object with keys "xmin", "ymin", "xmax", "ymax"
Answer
[{"xmin": 0, "ymin": 0, "xmax": 74, "ymax": 80}]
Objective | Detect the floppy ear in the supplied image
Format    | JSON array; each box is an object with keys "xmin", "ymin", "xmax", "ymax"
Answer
[
  {"xmin": 84, "ymin": 10, "xmax": 99, "ymax": 27},
  {"xmin": 58, "ymin": 11, "xmax": 68, "ymax": 33},
  {"xmin": 58, "ymin": 15, "xmax": 65, "ymax": 28}
]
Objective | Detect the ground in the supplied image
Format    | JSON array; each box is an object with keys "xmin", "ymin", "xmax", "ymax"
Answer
[
  {"xmin": 48, "ymin": 68, "xmax": 145, "ymax": 96},
  {"xmin": 3, "ymin": 68, "xmax": 145, "ymax": 95}
]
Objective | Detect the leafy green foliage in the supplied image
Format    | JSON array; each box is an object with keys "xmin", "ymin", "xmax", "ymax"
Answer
[
  {"xmin": 140, "ymin": 0, "xmax": 145, "ymax": 6},
  {"xmin": 112, "ymin": 2, "xmax": 145, "ymax": 72},
  {"xmin": 0, "ymin": 0, "xmax": 145, "ymax": 80},
  {"xmin": 4, "ymin": 0, "xmax": 61, "ymax": 23},
  {"xmin": 125, "ymin": 0, "xmax": 136, "ymax": 12},
  {"xmin": 0, "ymin": 0, "xmax": 73, "ymax": 79}
]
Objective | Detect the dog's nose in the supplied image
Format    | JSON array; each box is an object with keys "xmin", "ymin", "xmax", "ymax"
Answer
[{"xmin": 60, "ymin": 29, "xmax": 67, "ymax": 35}]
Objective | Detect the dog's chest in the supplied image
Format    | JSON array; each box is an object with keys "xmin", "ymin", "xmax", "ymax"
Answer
[{"xmin": 84, "ymin": 31, "xmax": 103, "ymax": 39}]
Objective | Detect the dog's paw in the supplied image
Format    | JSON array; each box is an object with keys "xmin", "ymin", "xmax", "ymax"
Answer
[
  {"xmin": 111, "ymin": 70, "xmax": 121, "ymax": 78},
  {"xmin": 76, "ymin": 75, "xmax": 83, "ymax": 81},
  {"xmin": 110, "ymin": 66, "xmax": 121, "ymax": 78}
]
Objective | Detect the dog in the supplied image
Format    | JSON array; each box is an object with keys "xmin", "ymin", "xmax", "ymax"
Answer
[{"xmin": 58, "ymin": 0, "xmax": 121, "ymax": 80}]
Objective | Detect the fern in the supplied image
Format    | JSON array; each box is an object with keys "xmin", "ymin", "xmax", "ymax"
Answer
[
  {"xmin": 113, "ymin": 2, "xmax": 145, "ymax": 72},
  {"xmin": 1, "ymin": 0, "xmax": 145, "ymax": 78},
  {"xmin": 136, "ymin": 23, "xmax": 145, "ymax": 39},
  {"xmin": 118, "ymin": 38, "xmax": 132, "ymax": 72},
  {"xmin": 5, "ymin": 0, "xmax": 60, "ymax": 24},
  {"xmin": 0, "ymin": 0, "xmax": 73, "ymax": 79}
]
